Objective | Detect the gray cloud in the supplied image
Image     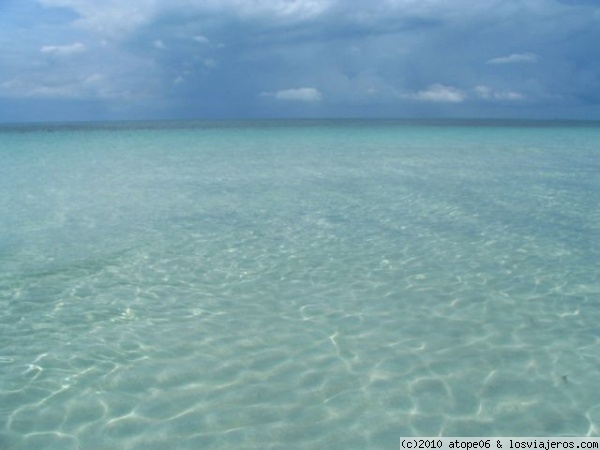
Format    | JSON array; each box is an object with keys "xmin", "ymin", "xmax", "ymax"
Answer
[
  {"xmin": 40, "ymin": 42, "xmax": 86, "ymax": 57},
  {"xmin": 262, "ymin": 87, "xmax": 323, "ymax": 102},
  {"xmin": 1, "ymin": 0, "xmax": 599, "ymax": 121},
  {"xmin": 403, "ymin": 84, "xmax": 466, "ymax": 103},
  {"xmin": 487, "ymin": 53, "xmax": 539, "ymax": 65}
]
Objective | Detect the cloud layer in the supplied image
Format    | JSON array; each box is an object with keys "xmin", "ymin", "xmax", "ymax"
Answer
[
  {"xmin": 1, "ymin": 0, "xmax": 599, "ymax": 121},
  {"xmin": 263, "ymin": 88, "xmax": 323, "ymax": 102},
  {"xmin": 487, "ymin": 53, "xmax": 539, "ymax": 65}
]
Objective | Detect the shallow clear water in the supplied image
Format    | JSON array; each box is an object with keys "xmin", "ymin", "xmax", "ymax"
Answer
[{"xmin": 1, "ymin": 120, "xmax": 599, "ymax": 449}]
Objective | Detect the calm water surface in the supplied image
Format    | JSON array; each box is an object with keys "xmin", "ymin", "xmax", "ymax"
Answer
[{"xmin": 1, "ymin": 120, "xmax": 599, "ymax": 449}]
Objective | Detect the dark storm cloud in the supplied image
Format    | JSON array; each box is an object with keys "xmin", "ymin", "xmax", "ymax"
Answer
[{"xmin": 1, "ymin": 0, "xmax": 599, "ymax": 121}]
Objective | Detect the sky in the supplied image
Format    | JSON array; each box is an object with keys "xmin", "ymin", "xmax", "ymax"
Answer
[{"xmin": 1, "ymin": 0, "xmax": 599, "ymax": 122}]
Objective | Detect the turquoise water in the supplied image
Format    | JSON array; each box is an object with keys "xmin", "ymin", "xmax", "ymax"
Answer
[{"xmin": 1, "ymin": 120, "xmax": 599, "ymax": 449}]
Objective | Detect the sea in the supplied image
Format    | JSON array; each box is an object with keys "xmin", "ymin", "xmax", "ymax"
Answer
[{"xmin": 0, "ymin": 119, "xmax": 599, "ymax": 449}]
